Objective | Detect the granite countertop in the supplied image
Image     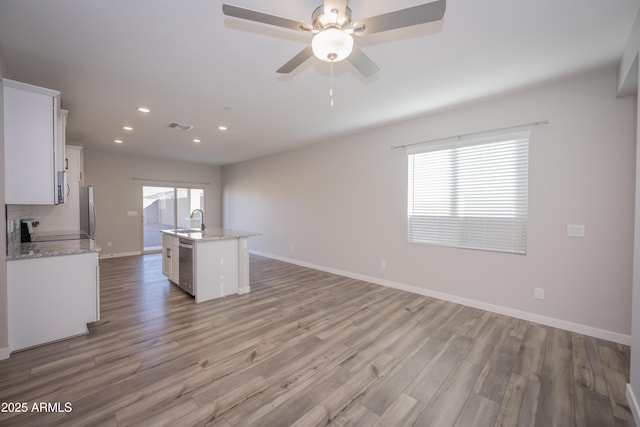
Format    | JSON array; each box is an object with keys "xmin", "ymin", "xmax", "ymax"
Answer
[
  {"xmin": 8, "ymin": 239, "xmax": 101, "ymax": 260},
  {"xmin": 161, "ymin": 228, "xmax": 260, "ymax": 242}
]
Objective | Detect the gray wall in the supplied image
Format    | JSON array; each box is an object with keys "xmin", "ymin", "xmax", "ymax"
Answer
[
  {"xmin": 0, "ymin": 47, "xmax": 8, "ymax": 357},
  {"xmin": 223, "ymin": 65, "xmax": 636, "ymax": 343},
  {"xmin": 83, "ymin": 149, "xmax": 221, "ymax": 257},
  {"xmin": 631, "ymin": 65, "xmax": 640, "ymax": 425},
  {"xmin": 625, "ymin": 8, "xmax": 640, "ymax": 422}
]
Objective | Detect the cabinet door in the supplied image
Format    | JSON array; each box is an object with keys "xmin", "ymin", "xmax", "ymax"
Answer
[
  {"xmin": 162, "ymin": 234, "xmax": 180, "ymax": 284},
  {"xmin": 61, "ymin": 145, "xmax": 81, "ymax": 225},
  {"xmin": 7, "ymin": 253, "xmax": 98, "ymax": 351},
  {"xmin": 56, "ymin": 109, "xmax": 68, "ymax": 203},
  {"xmin": 162, "ymin": 245, "xmax": 172, "ymax": 278},
  {"xmin": 170, "ymin": 243, "xmax": 180, "ymax": 283},
  {"xmin": 3, "ymin": 80, "xmax": 60, "ymax": 205}
]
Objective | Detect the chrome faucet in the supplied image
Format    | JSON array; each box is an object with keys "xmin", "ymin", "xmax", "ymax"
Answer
[{"xmin": 190, "ymin": 209, "xmax": 205, "ymax": 231}]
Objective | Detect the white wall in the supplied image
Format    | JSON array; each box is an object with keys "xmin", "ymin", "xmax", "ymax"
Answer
[
  {"xmin": 84, "ymin": 149, "xmax": 222, "ymax": 257},
  {"xmin": 625, "ymin": 8, "xmax": 640, "ymax": 424},
  {"xmin": 223, "ymin": 65, "xmax": 636, "ymax": 343},
  {"xmin": 0, "ymin": 48, "xmax": 8, "ymax": 358}
]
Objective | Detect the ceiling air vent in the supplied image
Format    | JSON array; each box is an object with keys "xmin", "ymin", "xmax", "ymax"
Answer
[{"xmin": 168, "ymin": 122, "xmax": 194, "ymax": 132}]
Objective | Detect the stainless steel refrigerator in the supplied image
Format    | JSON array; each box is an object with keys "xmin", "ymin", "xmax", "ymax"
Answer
[{"xmin": 79, "ymin": 186, "xmax": 96, "ymax": 238}]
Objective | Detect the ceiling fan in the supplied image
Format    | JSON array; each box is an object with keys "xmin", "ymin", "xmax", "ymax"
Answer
[{"xmin": 222, "ymin": 0, "xmax": 446, "ymax": 77}]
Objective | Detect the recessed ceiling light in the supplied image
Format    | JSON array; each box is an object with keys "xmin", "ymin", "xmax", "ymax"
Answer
[
  {"xmin": 114, "ymin": 139, "xmax": 123, "ymax": 144},
  {"xmin": 218, "ymin": 126, "xmax": 228, "ymax": 131},
  {"xmin": 137, "ymin": 107, "xmax": 150, "ymax": 113},
  {"xmin": 123, "ymin": 126, "xmax": 133, "ymax": 131},
  {"xmin": 193, "ymin": 139, "xmax": 201, "ymax": 143}
]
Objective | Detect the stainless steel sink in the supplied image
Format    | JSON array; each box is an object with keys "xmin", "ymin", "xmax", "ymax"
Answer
[{"xmin": 173, "ymin": 229, "xmax": 206, "ymax": 240}]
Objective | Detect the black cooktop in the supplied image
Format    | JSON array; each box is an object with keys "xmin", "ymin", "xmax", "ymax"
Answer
[{"xmin": 32, "ymin": 234, "xmax": 92, "ymax": 242}]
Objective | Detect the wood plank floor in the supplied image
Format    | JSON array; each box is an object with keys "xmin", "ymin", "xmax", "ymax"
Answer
[{"xmin": 0, "ymin": 254, "xmax": 634, "ymax": 426}]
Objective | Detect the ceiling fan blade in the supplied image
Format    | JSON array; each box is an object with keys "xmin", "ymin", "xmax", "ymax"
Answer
[
  {"xmin": 353, "ymin": 0, "xmax": 446, "ymax": 35},
  {"xmin": 323, "ymin": 0, "xmax": 349, "ymax": 24},
  {"xmin": 347, "ymin": 47, "xmax": 379, "ymax": 77},
  {"xmin": 222, "ymin": 4, "xmax": 311, "ymax": 32},
  {"xmin": 276, "ymin": 46, "xmax": 314, "ymax": 74}
]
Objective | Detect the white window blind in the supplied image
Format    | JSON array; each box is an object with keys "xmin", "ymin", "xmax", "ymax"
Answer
[{"xmin": 407, "ymin": 131, "xmax": 529, "ymax": 254}]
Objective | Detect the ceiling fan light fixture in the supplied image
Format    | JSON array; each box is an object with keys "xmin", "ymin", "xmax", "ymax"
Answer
[
  {"xmin": 311, "ymin": 28, "xmax": 353, "ymax": 62},
  {"xmin": 223, "ymin": 0, "xmax": 446, "ymax": 75}
]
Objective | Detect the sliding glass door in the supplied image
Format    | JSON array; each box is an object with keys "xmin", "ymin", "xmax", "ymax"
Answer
[
  {"xmin": 142, "ymin": 186, "xmax": 204, "ymax": 252},
  {"xmin": 176, "ymin": 188, "xmax": 205, "ymax": 229}
]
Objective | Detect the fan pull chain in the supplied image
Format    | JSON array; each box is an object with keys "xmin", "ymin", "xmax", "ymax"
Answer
[{"xmin": 329, "ymin": 62, "xmax": 335, "ymax": 107}]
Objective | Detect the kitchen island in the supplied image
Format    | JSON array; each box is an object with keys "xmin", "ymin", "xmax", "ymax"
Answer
[{"xmin": 160, "ymin": 228, "xmax": 258, "ymax": 303}]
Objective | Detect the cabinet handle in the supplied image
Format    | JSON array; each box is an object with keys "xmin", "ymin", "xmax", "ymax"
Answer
[{"xmin": 65, "ymin": 158, "xmax": 69, "ymax": 170}]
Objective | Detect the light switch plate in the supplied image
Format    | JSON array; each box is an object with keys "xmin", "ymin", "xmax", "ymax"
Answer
[{"xmin": 567, "ymin": 224, "xmax": 585, "ymax": 237}]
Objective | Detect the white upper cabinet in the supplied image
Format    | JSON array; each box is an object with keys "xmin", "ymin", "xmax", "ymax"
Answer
[
  {"xmin": 3, "ymin": 78, "xmax": 65, "ymax": 205},
  {"xmin": 57, "ymin": 109, "xmax": 69, "ymax": 203}
]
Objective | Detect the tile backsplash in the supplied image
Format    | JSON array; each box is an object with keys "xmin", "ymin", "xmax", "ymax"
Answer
[
  {"xmin": 6, "ymin": 205, "xmax": 34, "ymax": 253},
  {"xmin": 6, "ymin": 203, "xmax": 80, "ymax": 253},
  {"xmin": 6, "ymin": 218, "xmax": 20, "ymax": 251}
]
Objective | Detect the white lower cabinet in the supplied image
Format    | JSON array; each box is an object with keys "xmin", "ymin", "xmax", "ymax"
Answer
[
  {"xmin": 162, "ymin": 234, "xmax": 179, "ymax": 284},
  {"xmin": 7, "ymin": 252, "xmax": 100, "ymax": 352}
]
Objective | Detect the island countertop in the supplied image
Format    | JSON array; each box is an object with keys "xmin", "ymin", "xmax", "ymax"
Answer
[{"xmin": 160, "ymin": 228, "xmax": 259, "ymax": 242}]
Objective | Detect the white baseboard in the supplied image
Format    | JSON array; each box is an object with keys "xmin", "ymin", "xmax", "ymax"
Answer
[
  {"xmin": 238, "ymin": 286, "xmax": 250, "ymax": 295},
  {"xmin": 99, "ymin": 251, "xmax": 142, "ymax": 260},
  {"xmin": 252, "ymin": 251, "xmax": 631, "ymax": 345},
  {"xmin": 627, "ymin": 384, "xmax": 640, "ymax": 425},
  {"xmin": 0, "ymin": 346, "xmax": 10, "ymax": 360}
]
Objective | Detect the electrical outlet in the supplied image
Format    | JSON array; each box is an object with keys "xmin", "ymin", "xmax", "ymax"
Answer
[
  {"xmin": 567, "ymin": 224, "xmax": 585, "ymax": 237},
  {"xmin": 107, "ymin": 241, "xmax": 112, "ymax": 247},
  {"xmin": 380, "ymin": 260, "xmax": 387, "ymax": 269},
  {"xmin": 534, "ymin": 287, "xmax": 544, "ymax": 300}
]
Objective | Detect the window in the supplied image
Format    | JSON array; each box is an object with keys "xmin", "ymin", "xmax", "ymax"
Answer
[
  {"xmin": 142, "ymin": 186, "xmax": 204, "ymax": 251},
  {"xmin": 407, "ymin": 131, "xmax": 529, "ymax": 254}
]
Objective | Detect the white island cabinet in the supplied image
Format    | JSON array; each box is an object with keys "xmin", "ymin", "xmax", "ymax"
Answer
[
  {"xmin": 194, "ymin": 238, "xmax": 238, "ymax": 303},
  {"xmin": 161, "ymin": 229, "xmax": 257, "ymax": 303},
  {"xmin": 7, "ymin": 252, "xmax": 100, "ymax": 352},
  {"xmin": 162, "ymin": 233, "xmax": 180, "ymax": 284}
]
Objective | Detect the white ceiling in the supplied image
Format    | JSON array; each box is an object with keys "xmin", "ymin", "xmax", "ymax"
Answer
[{"xmin": 0, "ymin": 0, "xmax": 638, "ymax": 166}]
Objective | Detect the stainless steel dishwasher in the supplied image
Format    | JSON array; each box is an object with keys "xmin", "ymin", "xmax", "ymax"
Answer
[{"xmin": 178, "ymin": 238, "xmax": 195, "ymax": 295}]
